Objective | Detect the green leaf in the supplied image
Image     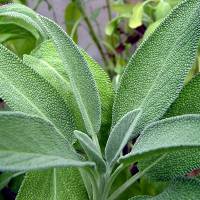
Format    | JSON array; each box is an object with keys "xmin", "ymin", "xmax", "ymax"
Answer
[
  {"xmin": 75, "ymin": 130, "xmax": 106, "ymax": 173},
  {"xmin": 141, "ymin": 74, "xmax": 200, "ymax": 181},
  {"xmin": 155, "ymin": 0, "xmax": 171, "ymax": 20},
  {"xmin": 0, "ymin": 172, "xmax": 22, "ymax": 190},
  {"xmin": 0, "ymin": 43, "xmax": 75, "ymax": 142},
  {"xmin": 40, "ymin": 16, "xmax": 101, "ymax": 137},
  {"xmin": 105, "ymin": 16, "xmax": 121, "ymax": 36},
  {"xmin": 23, "ymin": 53, "xmax": 84, "ymax": 131},
  {"xmin": 105, "ymin": 109, "xmax": 141, "ymax": 168},
  {"xmin": 120, "ymin": 115, "xmax": 200, "ymax": 165},
  {"xmin": 112, "ymin": 0, "xmax": 200, "ymax": 136},
  {"xmin": 131, "ymin": 179, "xmax": 200, "ymax": 200},
  {"xmin": 165, "ymin": 74, "xmax": 200, "ymax": 117},
  {"xmin": 0, "ymin": 4, "xmax": 47, "ymax": 40},
  {"xmin": 0, "ymin": 112, "xmax": 93, "ymax": 171},
  {"xmin": 128, "ymin": 3, "xmax": 143, "ymax": 29},
  {"xmin": 64, "ymin": 1, "xmax": 81, "ymax": 42},
  {"xmin": 16, "ymin": 168, "xmax": 88, "ymax": 200},
  {"xmin": 81, "ymin": 50, "xmax": 114, "ymax": 131}
]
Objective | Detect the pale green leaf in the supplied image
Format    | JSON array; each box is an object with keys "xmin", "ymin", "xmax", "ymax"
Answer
[
  {"xmin": 40, "ymin": 16, "xmax": 101, "ymax": 136},
  {"xmin": 141, "ymin": 74, "xmax": 200, "ymax": 181},
  {"xmin": 105, "ymin": 109, "xmax": 141, "ymax": 168},
  {"xmin": 75, "ymin": 130, "xmax": 106, "ymax": 173},
  {"xmin": 17, "ymin": 168, "xmax": 88, "ymax": 200},
  {"xmin": 155, "ymin": 0, "xmax": 171, "ymax": 20},
  {"xmin": 131, "ymin": 179, "xmax": 200, "ymax": 200},
  {"xmin": 0, "ymin": 43, "xmax": 75, "ymax": 142},
  {"xmin": 113, "ymin": 0, "xmax": 200, "ymax": 137},
  {"xmin": 0, "ymin": 4, "xmax": 47, "ymax": 40},
  {"xmin": 0, "ymin": 112, "xmax": 93, "ymax": 171},
  {"xmin": 81, "ymin": 50, "xmax": 114, "ymax": 131},
  {"xmin": 128, "ymin": 3, "xmax": 143, "ymax": 29},
  {"xmin": 120, "ymin": 115, "xmax": 200, "ymax": 165}
]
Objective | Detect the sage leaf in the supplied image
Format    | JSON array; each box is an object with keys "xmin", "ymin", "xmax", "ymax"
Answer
[
  {"xmin": 16, "ymin": 168, "xmax": 88, "ymax": 200},
  {"xmin": 75, "ymin": 130, "xmax": 106, "ymax": 173},
  {"xmin": 105, "ymin": 109, "xmax": 141, "ymax": 168},
  {"xmin": 0, "ymin": 43, "xmax": 75, "ymax": 142},
  {"xmin": 120, "ymin": 115, "xmax": 200, "ymax": 165},
  {"xmin": 0, "ymin": 112, "xmax": 93, "ymax": 171},
  {"xmin": 113, "ymin": 0, "xmax": 200, "ymax": 136},
  {"xmin": 140, "ymin": 74, "xmax": 200, "ymax": 181},
  {"xmin": 0, "ymin": 4, "xmax": 47, "ymax": 40},
  {"xmin": 40, "ymin": 16, "xmax": 101, "ymax": 137}
]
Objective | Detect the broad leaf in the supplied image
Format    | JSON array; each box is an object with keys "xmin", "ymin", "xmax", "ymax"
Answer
[
  {"xmin": 0, "ymin": 112, "xmax": 93, "ymax": 171},
  {"xmin": 112, "ymin": 0, "xmax": 200, "ymax": 136},
  {"xmin": 140, "ymin": 74, "xmax": 200, "ymax": 181},
  {"xmin": 75, "ymin": 130, "xmax": 106, "ymax": 173},
  {"xmin": 40, "ymin": 16, "xmax": 101, "ymax": 137},
  {"xmin": 131, "ymin": 179, "xmax": 200, "ymax": 200},
  {"xmin": 105, "ymin": 109, "xmax": 141, "ymax": 168},
  {"xmin": 120, "ymin": 115, "xmax": 200, "ymax": 165},
  {"xmin": 16, "ymin": 168, "xmax": 88, "ymax": 200},
  {"xmin": 0, "ymin": 43, "xmax": 75, "ymax": 142}
]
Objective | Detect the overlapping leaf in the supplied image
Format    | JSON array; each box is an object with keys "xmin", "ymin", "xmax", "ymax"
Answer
[
  {"xmin": 40, "ymin": 16, "xmax": 101, "ymax": 137},
  {"xmin": 75, "ymin": 131, "xmax": 106, "ymax": 173},
  {"xmin": 120, "ymin": 115, "xmax": 200, "ymax": 166},
  {"xmin": 105, "ymin": 109, "xmax": 141, "ymax": 168},
  {"xmin": 0, "ymin": 43, "xmax": 75, "ymax": 142},
  {"xmin": 139, "ymin": 74, "xmax": 200, "ymax": 181},
  {"xmin": 0, "ymin": 112, "xmax": 93, "ymax": 171},
  {"xmin": 17, "ymin": 168, "xmax": 88, "ymax": 200},
  {"xmin": 113, "ymin": 0, "xmax": 200, "ymax": 137},
  {"xmin": 131, "ymin": 179, "xmax": 200, "ymax": 200}
]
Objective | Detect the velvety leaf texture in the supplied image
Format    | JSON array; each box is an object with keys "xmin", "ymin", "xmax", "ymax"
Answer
[
  {"xmin": 113, "ymin": 0, "xmax": 200, "ymax": 136},
  {"xmin": 131, "ymin": 179, "xmax": 200, "ymax": 200},
  {"xmin": 165, "ymin": 73, "xmax": 200, "ymax": 117},
  {"xmin": 0, "ymin": 112, "xmax": 93, "ymax": 171},
  {"xmin": 0, "ymin": 3, "xmax": 47, "ymax": 40},
  {"xmin": 120, "ymin": 115, "xmax": 200, "ymax": 165},
  {"xmin": 105, "ymin": 109, "xmax": 140, "ymax": 168},
  {"xmin": 140, "ymin": 74, "xmax": 200, "ymax": 181},
  {"xmin": 75, "ymin": 130, "xmax": 106, "ymax": 173},
  {"xmin": 0, "ymin": 43, "xmax": 75, "ymax": 142},
  {"xmin": 40, "ymin": 16, "xmax": 101, "ymax": 136},
  {"xmin": 17, "ymin": 168, "xmax": 88, "ymax": 200}
]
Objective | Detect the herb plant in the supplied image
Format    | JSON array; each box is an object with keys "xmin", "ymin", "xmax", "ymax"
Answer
[{"xmin": 0, "ymin": 1, "xmax": 200, "ymax": 199}]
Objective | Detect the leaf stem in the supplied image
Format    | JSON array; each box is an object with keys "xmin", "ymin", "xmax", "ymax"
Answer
[{"xmin": 108, "ymin": 154, "xmax": 167, "ymax": 200}]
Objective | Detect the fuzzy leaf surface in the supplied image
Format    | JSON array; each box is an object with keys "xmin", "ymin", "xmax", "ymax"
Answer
[
  {"xmin": 139, "ymin": 74, "xmax": 200, "ymax": 181},
  {"xmin": 40, "ymin": 16, "xmax": 101, "ymax": 136},
  {"xmin": 17, "ymin": 168, "xmax": 88, "ymax": 200},
  {"xmin": 0, "ymin": 43, "xmax": 75, "ymax": 142},
  {"xmin": 105, "ymin": 109, "xmax": 140, "ymax": 168},
  {"xmin": 75, "ymin": 130, "xmax": 106, "ymax": 173},
  {"xmin": 120, "ymin": 115, "xmax": 200, "ymax": 165},
  {"xmin": 113, "ymin": 0, "xmax": 200, "ymax": 136},
  {"xmin": 0, "ymin": 112, "xmax": 93, "ymax": 171}
]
